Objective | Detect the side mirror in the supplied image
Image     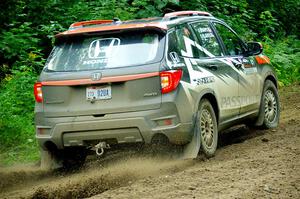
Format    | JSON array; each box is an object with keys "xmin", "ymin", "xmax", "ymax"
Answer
[{"xmin": 246, "ymin": 42, "xmax": 263, "ymax": 56}]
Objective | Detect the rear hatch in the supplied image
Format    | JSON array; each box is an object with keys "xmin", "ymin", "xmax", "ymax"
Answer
[{"xmin": 40, "ymin": 30, "xmax": 165, "ymax": 117}]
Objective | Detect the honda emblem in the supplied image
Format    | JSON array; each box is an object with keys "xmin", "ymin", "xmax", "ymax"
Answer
[{"xmin": 91, "ymin": 72, "xmax": 102, "ymax": 81}]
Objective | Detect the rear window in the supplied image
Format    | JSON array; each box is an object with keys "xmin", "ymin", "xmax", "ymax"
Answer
[{"xmin": 45, "ymin": 31, "xmax": 164, "ymax": 72}]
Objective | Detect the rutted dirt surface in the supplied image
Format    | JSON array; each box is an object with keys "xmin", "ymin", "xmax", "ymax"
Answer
[{"xmin": 0, "ymin": 85, "xmax": 299, "ymax": 199}]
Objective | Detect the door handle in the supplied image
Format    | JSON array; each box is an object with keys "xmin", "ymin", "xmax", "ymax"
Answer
[{"xmin": 203, "ymin": 64, "xmax": 218, "ymax": 71}]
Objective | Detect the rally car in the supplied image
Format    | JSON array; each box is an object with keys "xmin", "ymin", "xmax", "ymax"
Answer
[{"xmin": 34, "ymin": 11, "xmax": 280, "ymax": 169}]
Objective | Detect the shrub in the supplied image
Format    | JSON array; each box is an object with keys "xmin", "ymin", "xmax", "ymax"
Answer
[
  {"xmin": 263, "ymin": 36, "xmax": 300, "ymax": 86},
  {"xmin": 0, "ymin": 70, "xmax": 40, "ymax": 165},
  {"xmin": 0, "ymin": 70, "xmax": 37, "ymax": 148}
]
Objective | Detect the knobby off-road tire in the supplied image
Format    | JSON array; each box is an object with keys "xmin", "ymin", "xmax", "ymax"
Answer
[
  {"xmin": 197, "ymin": 99, "xmax": 218, "ymax": 158},
  {"xmin": 259, "ymin": 80, "xmax": 280, "ymax": 129},
  {"xmin": 59, "ymin": 147, "xmax": 87, "ymax": 170},
  {"xmin": 40, "ymin": 149, "xmax": 62, "ymax": 170}
]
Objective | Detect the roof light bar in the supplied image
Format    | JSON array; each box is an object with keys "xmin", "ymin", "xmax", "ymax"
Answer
[{"xmin": 164, "ymin": 11, "xmax": 212, "ymax": 18}]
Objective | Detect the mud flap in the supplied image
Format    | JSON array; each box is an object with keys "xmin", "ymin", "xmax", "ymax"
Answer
[
  {"xmin": 180, "ymin": 112, "xmax": 201, "ymax": 159},
  {"xmin": 40, "ymin": 149, "xmax": 62, "ymax": 170},
  {"xmin": 255, "ymin": 89, "xmax": 265, "ymax": 126}
]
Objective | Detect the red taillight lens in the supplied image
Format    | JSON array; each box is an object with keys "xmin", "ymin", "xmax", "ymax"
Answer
[
  {"xmin": 160, "ymin": 70, "xmax": 182, "ymax": 94},
  {"xmin": 34, "ymin": 83, "xmax": 43, "ymax": 103}
]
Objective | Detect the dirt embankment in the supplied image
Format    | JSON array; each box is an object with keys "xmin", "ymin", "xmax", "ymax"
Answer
[{"xmin": 0, "ymin": 85, "xmax": 299, "ymax": 199}]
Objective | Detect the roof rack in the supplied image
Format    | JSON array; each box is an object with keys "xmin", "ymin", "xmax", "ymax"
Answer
[
  {"xmin": 164, "ymin": 11, "xmax": 212, "ymax": 19},
  {"xmin": 69, "ymin": 20, "xmax": 113, "ymax": 29}
]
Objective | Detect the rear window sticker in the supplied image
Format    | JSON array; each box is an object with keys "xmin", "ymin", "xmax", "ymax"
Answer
[{"xmin": 83, "ymin": 38, "xmax": 120, "ymax": 65}]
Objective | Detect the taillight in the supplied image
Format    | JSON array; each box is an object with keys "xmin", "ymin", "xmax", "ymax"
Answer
[
  {"xmin": 34, "ymin": 83, "xmax": 43, "ymax": 103},
  {"xmin": 160, "ymin": 70, "xmax": 182, "ymax": 94}
]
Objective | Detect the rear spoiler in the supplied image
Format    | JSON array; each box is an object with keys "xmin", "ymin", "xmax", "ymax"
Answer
[
  {"xmin": 55, "ymin": 23, "xmax": 167, "ymax": 39},
  {"xmin": 69, "ymin": 20, "xmax": 114, "ymax": 29}
]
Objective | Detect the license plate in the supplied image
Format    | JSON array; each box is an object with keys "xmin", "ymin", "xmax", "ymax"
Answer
[{"xmin": 86, "ymin": 86, "xmax": 111, "ymax": 100}]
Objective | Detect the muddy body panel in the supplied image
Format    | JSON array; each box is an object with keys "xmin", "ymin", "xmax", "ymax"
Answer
[
  {"xmin": 41, "ymin": 73, "xmax": 162, "ymax": 117},
  {"xmin": 35, "ymin": 86, "xmax": 194, "ymax": 149}
]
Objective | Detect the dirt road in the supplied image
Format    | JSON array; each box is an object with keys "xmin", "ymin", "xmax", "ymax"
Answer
[{"xmin": 0, "ymin": 85, "xmax": 299, "ymax": 199}]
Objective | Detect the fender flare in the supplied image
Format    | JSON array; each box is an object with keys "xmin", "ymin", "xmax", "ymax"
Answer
[
  {"xmin": 193, "ymin": 88, "xmax": 220, "ymax": 123},
  {"xmin": 263, "ymin": 71, "xmax": 278, "ymax": 88}
]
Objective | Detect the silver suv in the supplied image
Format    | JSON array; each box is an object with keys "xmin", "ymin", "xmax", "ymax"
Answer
[{"xmin": 34, "ymin": 11, "xmax": 280, "ymax": 169}]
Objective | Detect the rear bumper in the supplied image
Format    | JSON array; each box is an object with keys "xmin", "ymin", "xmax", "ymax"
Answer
[{"xmin": 35, "ymin": 102, "xmax": 193, "ymax": 150}]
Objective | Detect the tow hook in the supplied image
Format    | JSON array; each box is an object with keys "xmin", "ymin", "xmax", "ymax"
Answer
[{"xmin": 94, "ymin": 142, "xmax": 110, "ymax": 156}]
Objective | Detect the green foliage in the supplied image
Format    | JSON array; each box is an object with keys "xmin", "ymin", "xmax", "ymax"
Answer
[
  {"xmin": 0, "ymin": 71, "xmax": 37, "ymax": 148},
  {"xmin": 264, "ymin": 37, "xmax": 300, "ymax": 86},
  {"xmin": 0, "ymin": 22, "xmax": 39, "ymax": 60},
  {"xmin": 0, "ymin": 70, "xmax": 40, "ymax": 165},
  {"xmin": 247, "ymin": 0, "xmax": 300, "ymax": 38},
  {"xmin": 258, "ymin": 11, "xmax": 280, "ymax": 40},
  {"xmin": 206, "ymin": 0, "xmax": 257, "ymax": 40},
  {"xmin": 0, "ymin": 140, "xmax": 39, "ymax": 166}
]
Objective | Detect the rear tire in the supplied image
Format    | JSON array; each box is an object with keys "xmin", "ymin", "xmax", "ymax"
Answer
[
  {"xmin": 197, "ymin": 99, "xmax": 218, "ymax": 158},
  {"xmin": 59, "ymin": 147, "xmax": 87, "ymax": 170},
  {"xmin": 40, "ymin": 147, "xmax": 87, "ymax": 170},
  {"xmin": 40, "ymin": 149, "xmax": 61, "ymax": 170}
]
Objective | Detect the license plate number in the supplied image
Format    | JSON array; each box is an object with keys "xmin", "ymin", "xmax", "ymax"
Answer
[{"xmin": 86, "ymin": 86, "xmax": 111, "ymax": 100}]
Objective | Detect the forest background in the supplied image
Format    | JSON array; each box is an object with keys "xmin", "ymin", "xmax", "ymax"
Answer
[{"xmin": 0, "ymin": 0, "xmax": 299, "ymax": 165}]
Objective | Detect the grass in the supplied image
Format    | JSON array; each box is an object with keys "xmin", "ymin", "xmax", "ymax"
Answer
[
  {"xmin": 0, "ymin": 142, "xmax": 39, "ymax": 166},
  {"xmin": 0, "ymin": 71, "xmax": 40, "ymax": 166}
]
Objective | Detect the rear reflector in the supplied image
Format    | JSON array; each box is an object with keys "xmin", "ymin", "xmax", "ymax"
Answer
[
  {"xmin": 34, "ymin": 83, "xmax": 43, "ymax": 103},
  {"xmin": 160, "ymin": 70, "xmax": 182, "ymax": 94}
]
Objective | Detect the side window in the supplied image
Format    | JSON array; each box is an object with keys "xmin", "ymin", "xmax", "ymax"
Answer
[
  {"xmin": 192, "ymin": 21, "xmax": 223, "ymax": 57},
  {"xmin": 213, "ymin": 23, "xmax": 246, "ymax": 56},
  {"xmin": 167, "ymin": 25, "xmax": 199, "ymax": 59},
  {"xmin": 167, "ymin": 30, "xmax": 180, "ymax": 62},
  {"xmin": 167, "ymin": 26, "xmax": 197, "ymax": 83}
]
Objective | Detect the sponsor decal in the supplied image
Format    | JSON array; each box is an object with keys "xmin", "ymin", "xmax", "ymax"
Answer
[
  {"xmin": 181, "ymin": 35, "xmax": 241, "ymax": 69},
  {"xmin": 83, "ymin": 58, "xmax": 108, "ymax": 65},
  {"xmin": 83, "ymin": 38, "xmax": 120, "ymax": 65},
  {"xmin": 242, "ymin": 58, "xmax": 258, "ymax": 74},
  {"xmin": 88, "ymin": 38, "xmax": 120, "ymax": 59},
  {"xmin": 242, "ymin": 58, "xmax": 253, "ymax": 68},
  {"xmin": 221, "ymin": 95, "xmax": 260, "ymax": 108},
  {"xmin": 177, "ymin": 33, "xmax": 257, "ymax": 86},
  {"xmin": 167, "ymin": 52, "xmax": 185, "ymax": 69},
  {"xmin": 193, "ymin": 76, "xmax": 215, "ymax": 85},
  {"xmin": 169, "ymin": 51, "xmax": 180, "ymax": 63}
]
